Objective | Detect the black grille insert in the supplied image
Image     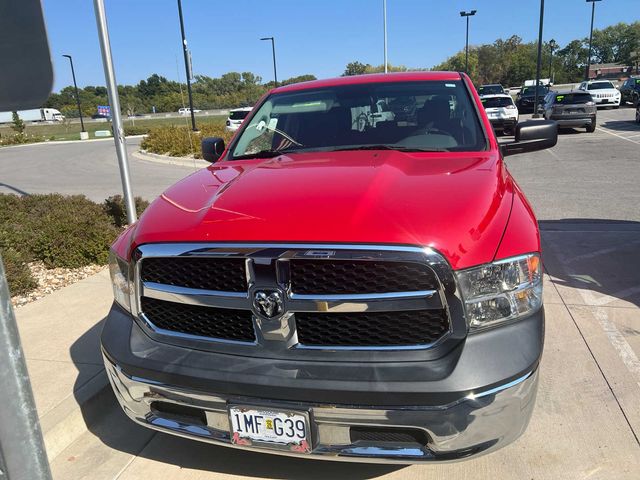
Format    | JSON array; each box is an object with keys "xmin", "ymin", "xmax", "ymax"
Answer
[
  {"xmin": 141, "ymin": 297, "xmax": 255, "ymax": 342},
  {"xmin": 289, "ymin": 260, "xmax": 439, "ymax": 294},
  {"xmin": 350, "ymin": 426, "xmax": 430, "ymax": 446},
  {"xmin": 295, "ymin": 310, "xmax": 449, "ymax": 347},
  {"xmin": 141, "ymin": 257, "xmax": 247, "ymax": 292}
]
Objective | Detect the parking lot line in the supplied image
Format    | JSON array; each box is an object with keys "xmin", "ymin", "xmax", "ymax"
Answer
[{"xmin": 596, "ymin": 126, "xmax": 640, "ymax": 145}]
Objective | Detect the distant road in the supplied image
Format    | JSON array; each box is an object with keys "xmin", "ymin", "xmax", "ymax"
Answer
[{"xmin": 0, "ymin": 137, "xmax": 201, "ymax": 202}]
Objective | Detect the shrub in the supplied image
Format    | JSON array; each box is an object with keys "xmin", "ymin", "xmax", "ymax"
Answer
[
  {"xmin": 0, "ymin": 132, "xmax": 46, "ymax": 146},
  {"xmin": 124, "ymin": 125, "xmax": 151, "ymax": 136},
  {"xmin": 1, "ymin": 248, "xmax": 37, "ymax": 296},
  {"xmin": 103, "ymin": 195, "xmax": 150, "ymax": 228},
  {"xmin": 141, "ymin": 122, "xmax": 233, "ymax": 158},
  {"xmin": 0, "ymin": 194, "xmax": 120, "ymax": 269},
  {"xmin": 20, "ymin": 195, "xmax": 120, "ymax": 268}
]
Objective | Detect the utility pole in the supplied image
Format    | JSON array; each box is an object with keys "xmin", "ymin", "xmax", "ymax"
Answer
[
  {"xmin": 383, "ymin": 0, "xmax": 388, "ymax": 73},
  {"xmin": 93, "ymin": 0, "xmax": 137, "ymax": 224},
  {"xmin": 177, "ymin": 0, "xmax": 197, "ymax": 131},
  {"xmin": 62, "ymin": 54, "xmax": 86, "ymax": 136},
  {"xmin": 585, "ymin": 0, "xmax": 603, "ymax": 80},
  {"xmin": 260, "ymin": 37, "xmax": 278, "ymax": 87},
  {"xmin": 460, "ymin": 10, "xmax": 477, "ymax": 74},
  {"xmin": 532, "ymin": 0, "xmax": 545, "ymax": 119}
]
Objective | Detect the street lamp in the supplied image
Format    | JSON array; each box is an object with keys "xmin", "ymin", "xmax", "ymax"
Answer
[
  {"xmin": 532, "ymin": 0, "xmax": 545, "ymax": 119},
  {"xmin": 548, "ymin": 39, "xmax": 557, "ymax": 81},
  {"xmin": 62, "ymin": 54, "xmax": 86, "ymax": 134},
  {"xmin": 459, "ymin": 10, "xmax": 477, "ymax": 74},
  {"xmin": 383, "ymin": 0, "xmax": 388, "ymax": 73},
  {"xmin": 260, "ymin": 37, "xmax": 278, "ymax": 87},
  {"xmin": 177, "ymin": 0, "xmax": 197, "ymax": 131},
  {"xmin": 585, "ymin": 0, "xmax": 603, "ymax": 80}
]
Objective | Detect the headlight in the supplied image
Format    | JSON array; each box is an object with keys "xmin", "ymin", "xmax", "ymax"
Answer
[
  {"xmin": 457, "ymin": 253, "xmax": 542, "ymax": 331},
  {"xmin": 108, "ymin": 249, "xmax": 132, "ymax": 312}
]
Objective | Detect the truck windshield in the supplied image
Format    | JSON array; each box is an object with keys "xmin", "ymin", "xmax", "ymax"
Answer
[{"xmin": 229, "ymin": 80, "xmax": 486, "ymax": 159}]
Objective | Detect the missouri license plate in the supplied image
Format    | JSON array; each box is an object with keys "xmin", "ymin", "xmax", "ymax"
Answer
[{"xmin": 229, "ymin": 406, "xmax": 312, "ymax": 453}]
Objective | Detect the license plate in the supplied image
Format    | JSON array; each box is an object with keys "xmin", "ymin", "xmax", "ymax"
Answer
[
  {"xmin": 601, "ymin": 99, "xmax": 609, "ymax": 104},
  {"xmin": 229, "ymin": 406, "xmax": 312, "ymax": 453}
]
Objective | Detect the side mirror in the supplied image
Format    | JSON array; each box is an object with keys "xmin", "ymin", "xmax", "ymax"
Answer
[
  {"xmin": 201, "ymin": 137, "xmax": 225, "ymax": 162},
  {"xmin": 501, "ymin": 120, "xmax": 557, "ymax": 157}
]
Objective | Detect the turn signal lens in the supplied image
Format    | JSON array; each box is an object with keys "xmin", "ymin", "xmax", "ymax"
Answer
[{"xmin": 108, "ymin": 249, "xmax": 132, "ymax": 312}]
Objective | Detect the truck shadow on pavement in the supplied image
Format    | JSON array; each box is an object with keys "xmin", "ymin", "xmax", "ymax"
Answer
[
  {"xmin": 539, "ymin": 218, "xmax": 640, "ymax": 311},
  {"xmin": 599, "ymin": 119, "xmax": 640, "ymax": 132},
  {"xmin": 68, "ymin": 218, "xmax": 639, "ymax": 478}
]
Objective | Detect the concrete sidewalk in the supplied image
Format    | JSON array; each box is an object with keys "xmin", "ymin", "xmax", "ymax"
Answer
[
  {"xmin": 14, "ymin": 268, "xmax": 113, "ymax": 461},
  {"xmin": 15, "ymin": 223, "xmax": 640, "ymax": 479}
]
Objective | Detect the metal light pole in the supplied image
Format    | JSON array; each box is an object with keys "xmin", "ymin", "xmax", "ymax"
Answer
[
  {"xmin": 383, "ymin": 0, "xmax": 388, "ymax": 73},
  {"xmin": 260, "ymin": 37, "xmax": 278, "ymax": 87},
  {"xmin": 177, "ymin": 0, "xmax": 197, "ymax": 131},
  {"xmin": 548, "ymin": 39, "xmax": 556, "ymax": 81},
  {"xmin": 532, "ymin": 0, "xmax": 545, "ymax": 119},
  {"xmin": 93, "ymin": 0, "xmax": 137, "ymax": 225},
  {"xmin": 460, "ymin": 10, "xmax": 476, "ymax": 74},
  {"xmin": 585, "ymin": 0, "xmax": 603, "ymax": 80},
  {"xmin": 62, "ymin": 54, "xmax": 86, "ymax": 133}
]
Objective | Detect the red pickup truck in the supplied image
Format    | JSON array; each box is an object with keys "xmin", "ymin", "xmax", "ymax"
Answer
[{"xmin": 103, "ymin": 72, "xmax": 557, "ymax": 463}]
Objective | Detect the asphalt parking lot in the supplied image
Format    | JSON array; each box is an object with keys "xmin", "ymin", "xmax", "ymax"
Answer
[{"xmin": 4, "ymin": 107, "xmax": 640, "ymax": 478}]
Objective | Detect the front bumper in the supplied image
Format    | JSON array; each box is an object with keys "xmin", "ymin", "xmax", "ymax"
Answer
[
  {"xmin": 101, "ymin": 303, "xmax": 543, "ymax": 463},
  {"xmin": 550, "ymin": 116, "xmax": 595, "ymax": 128},
  {"xmin": 593, "ymin": 97, "xmax": 621, "ymax": 107},
  {"xmin": 104, "ymin": 354, "xmax": 538, "ymax": 463}
]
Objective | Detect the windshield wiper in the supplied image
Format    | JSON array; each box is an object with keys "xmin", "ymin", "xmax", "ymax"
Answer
[
  {"xmin": 333, "ymin": 145, "xmax": 449, "ymax": 152},
  {"xmin": 231, "ymin": 149, "xmax": 292, "ymax": 160}
]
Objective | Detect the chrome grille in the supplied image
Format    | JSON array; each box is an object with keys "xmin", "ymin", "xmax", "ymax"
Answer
[
  {"xmin": 295, "ymin": 310, "xmax": 449, "ymax": 347},
  {"xmin": 289, "ymin": 260, "xmax": 439, "ymax": 294},
  {"xmin": 141, "ymin": 297, "xmax": 255, "ymax": 342},
  {"xmin": 133, "ymin": 244, "xmax": 456, "ymax": 359},
  {"xmin": 141, "ymin": 257, "xmax": 247, "ymax": 292}
]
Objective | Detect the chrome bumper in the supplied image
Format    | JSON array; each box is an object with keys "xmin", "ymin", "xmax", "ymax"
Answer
[{"xmin": 104, "ymin": 353, "xmax": 538, "ymax": 464}]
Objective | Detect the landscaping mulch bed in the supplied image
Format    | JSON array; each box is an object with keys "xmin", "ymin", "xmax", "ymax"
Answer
[{"xmin": 11, "ymin": 262, "xmax": 107, "ymax": 308}]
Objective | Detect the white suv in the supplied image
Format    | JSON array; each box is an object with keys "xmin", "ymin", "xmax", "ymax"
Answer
[
  {"xmin": 480, "ymin": 94, "xmax": 519, "ymax": 135},
  {"xmin": 578, "ymin": 80, "xmax": 621, "ymax": 108},
  {"xmin": 225, "ymin": 106, "xmax": 253, "ymax": 132}
]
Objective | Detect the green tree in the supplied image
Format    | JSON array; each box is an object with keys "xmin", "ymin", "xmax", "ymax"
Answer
[
  {"xmin": 11, "ymin": 112, "xmax": 25, "ymax": 134},
  {"xmin": 343, "ymin": 61, "xmax": 370, "ymax": 76}
]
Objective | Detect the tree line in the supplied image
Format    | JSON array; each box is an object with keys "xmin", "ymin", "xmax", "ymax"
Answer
[
  {"xmin": 44, "ymin": 72, "xmax": 316, "ymax": 117},
  {"xmin": 344, "ymin": 21, "xmax": 639, "ymax": 86},
  {"xmin": 45, "ymin": 21, "xmax": 638, "ymax": 117}
]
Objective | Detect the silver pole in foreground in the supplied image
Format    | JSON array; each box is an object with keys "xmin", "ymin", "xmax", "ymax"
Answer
[
  {"xmin": 93, "ymin": 0, "xmax": 137, "ymax": 225},
  {"xmin": 0, "ymin": 255, "xmax": 52, "ymax": 480},
  {"xmin": 383, "ymin": 0, "xmax": 388, "ymax": 73}
]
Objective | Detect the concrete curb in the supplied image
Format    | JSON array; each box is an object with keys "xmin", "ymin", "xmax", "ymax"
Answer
[
  {"xmin": 41, "ymin": 369, "xmax": 111, "ymax": 461},
  {"xmin": 132, "ymin": 149, "xmax": 209, "ymax": 168},
  {"xmin": 0, "ymin": 135, "xmax": 146, "ymax": 150}
]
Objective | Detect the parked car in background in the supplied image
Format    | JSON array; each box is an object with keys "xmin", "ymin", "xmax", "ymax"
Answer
[
  {"xmin": 91, "ymin": 113, "xmax": 111, "ymax": 120},
  {"xmin": 477, "ymin": 84, "xmax": 506, "ymax": 96},
  {"xmin": 619, "ymin": 76, "xmax": 640, "ymax": 107},
  {"xmin": 480, "ymin": 94, "xmax": 518, "ymax": 135},
  {"xmin": 577, "ymin": 80, "xmax": 621, "ymax": 108},
  {"xmin": 178, "ymin": 107, "xmax": 202, "ymax": 115},
  {"xmin": 516, "ymin": 85, "xmax": 549, "ymax": 113},
  {"xmin": 636, "ymin": 102, "xmax": 640, "ymax": 123},
  {"xmin": 540, "ymin": 90, "xmax": 596, "ymax": 133},
  {"xmin": 225, "ymin": 106, "xmax": 253, "ymax": 132},
  {"xmin": 103, "ymin": 71, "xmax": 558, "ymax": 464}
]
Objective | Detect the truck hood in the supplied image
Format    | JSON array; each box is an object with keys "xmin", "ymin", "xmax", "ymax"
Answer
[{"xmin": 133, "ymin": 150, "xmax": 513, "ymax": 269}]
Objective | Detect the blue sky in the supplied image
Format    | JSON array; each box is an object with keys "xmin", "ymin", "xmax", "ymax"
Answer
[{"xmin": 44, "ymin": 0, "xmax": 636, "ymax": 92}]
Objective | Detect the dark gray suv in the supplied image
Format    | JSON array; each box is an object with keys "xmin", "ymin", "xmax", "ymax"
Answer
[{"xmin": 540, "ymin": 90, "xmax": 596, "ymax": 133}]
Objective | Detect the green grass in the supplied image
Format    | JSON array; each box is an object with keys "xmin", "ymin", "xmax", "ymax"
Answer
[{"xmin": 0, "ymin": 115, "xmax": 227, "ymax": 142}]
